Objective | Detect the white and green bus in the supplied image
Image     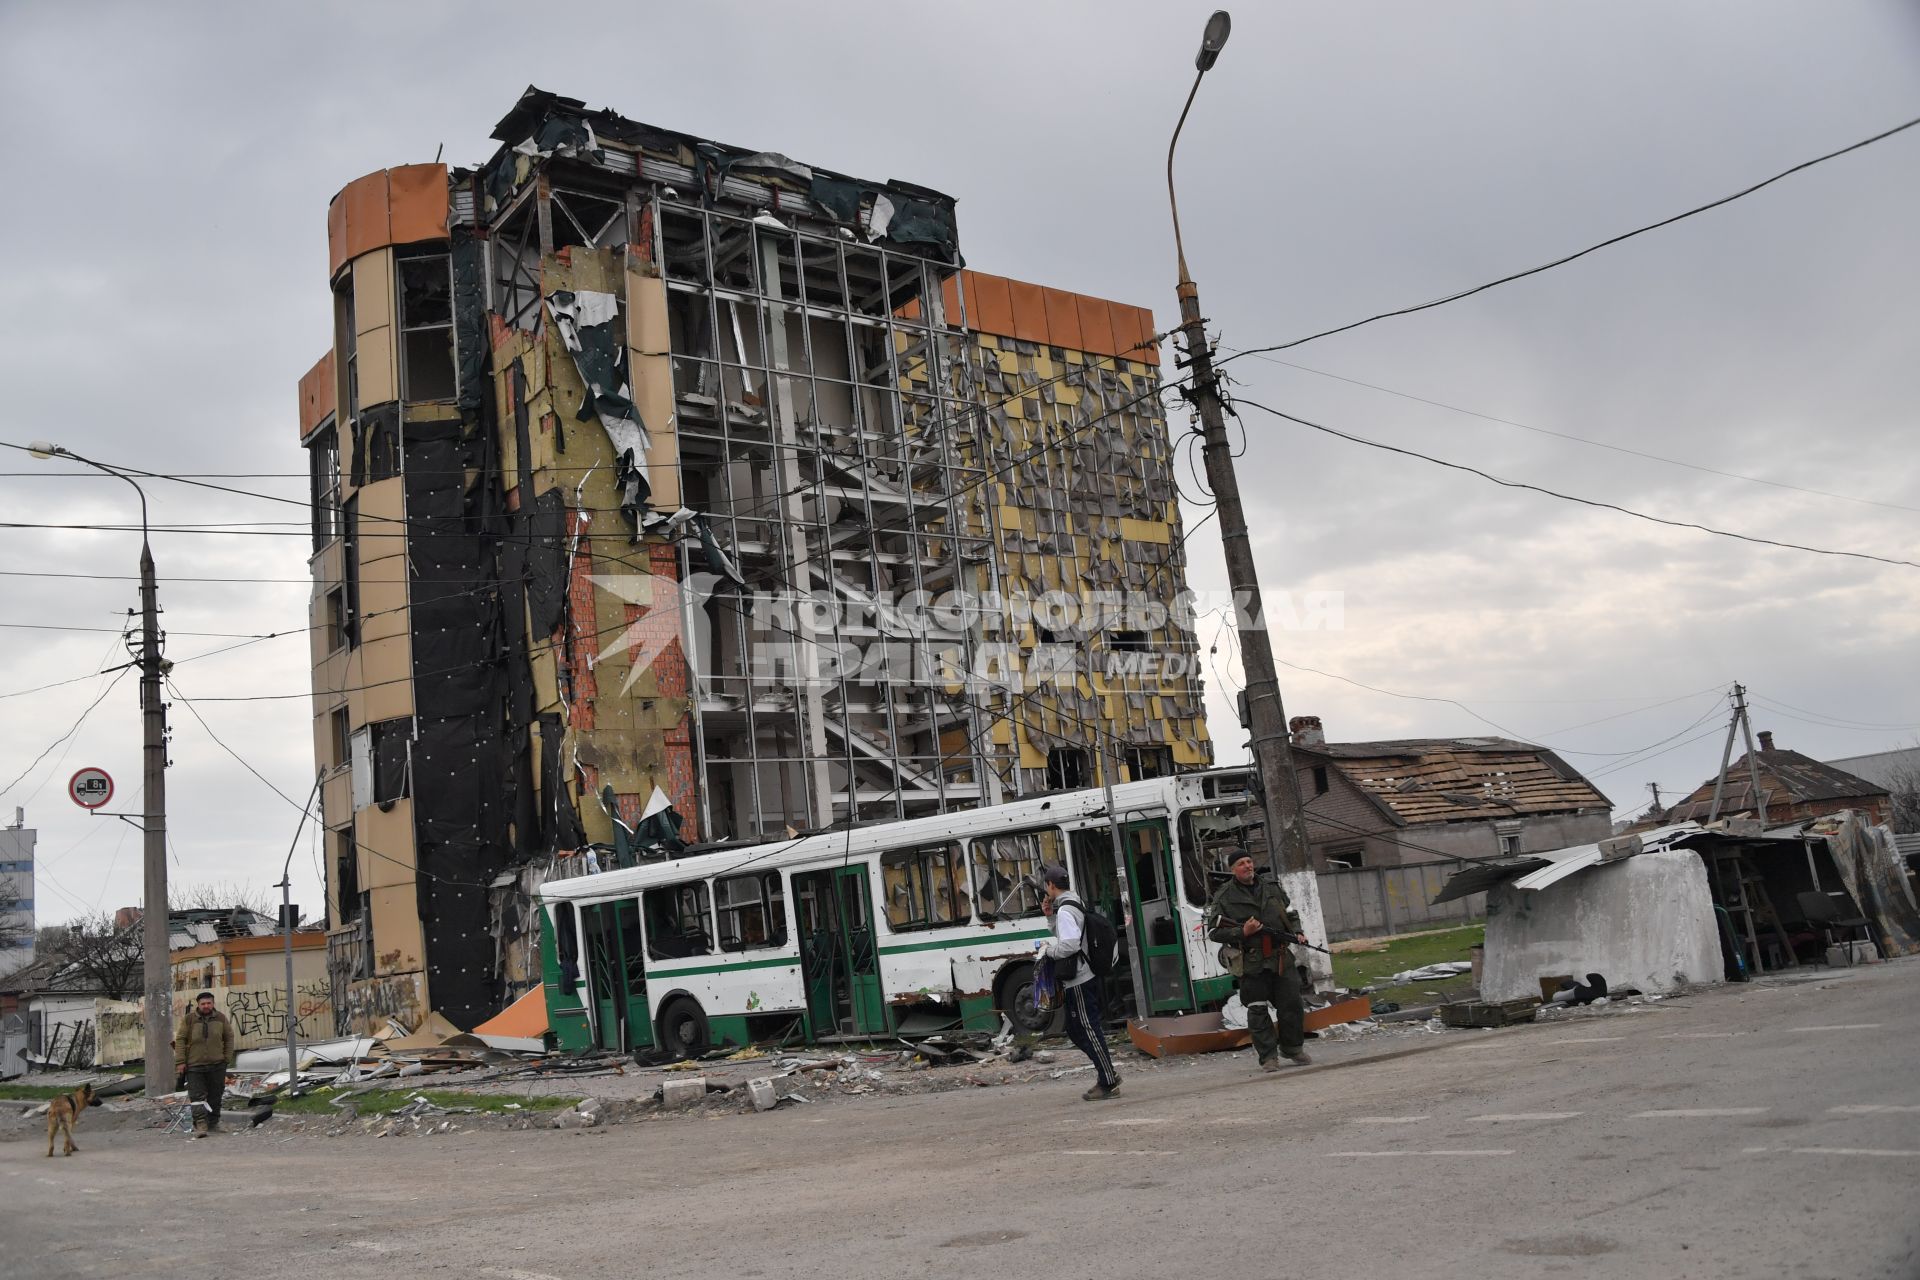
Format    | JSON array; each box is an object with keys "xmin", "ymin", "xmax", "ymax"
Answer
[{"xmin": 537, "ymin": 768, "xmax": 1264, "ymax": 1055}]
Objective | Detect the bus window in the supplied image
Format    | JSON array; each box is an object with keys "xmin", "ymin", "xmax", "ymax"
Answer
[
  {"xmin": 1178, "ymin": 806, "xmax": 1259, "ymax": 906},
  {"xmin": 715, "ymin": 871, "xmax": 787, "ymax": 951},
  {"xmin": 643, "ymin": 882, "xmax": 714, "ymax": 960},
  {"xmin": 880, "ymin": 843, "xmax": 968, "ymax": 931},
  {"xmin": 970, "ymin": 828, "xmax": 1061, "ymax": 920},
  {"xmin": 554, "ymin": 903, "xmax": 580, "ymax": 995}
]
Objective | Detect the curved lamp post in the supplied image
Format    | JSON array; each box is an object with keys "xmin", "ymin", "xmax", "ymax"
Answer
[
  {"xmin": 29, "ymin": 441, "xmax": 174, "ymax": 1097},
  {"xmin": 1160, "ymin": 16, "xmax": 1322, "ymax": 969}
]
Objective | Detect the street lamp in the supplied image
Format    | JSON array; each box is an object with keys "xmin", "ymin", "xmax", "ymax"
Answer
[
  {"xmin": 29, "ymin": 441, "xmax": 174, "ymax": 1097},
  {"xmin": 1161, "ymin": 14, "xmax": 1327, "ymax": 976}
]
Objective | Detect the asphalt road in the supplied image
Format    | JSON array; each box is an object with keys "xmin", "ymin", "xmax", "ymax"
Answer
[{"xmin": 5, "ymin": 961, "xmax": 1915, "ymax": 1280}]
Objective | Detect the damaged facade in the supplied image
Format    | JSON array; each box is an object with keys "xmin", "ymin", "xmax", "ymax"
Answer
[{"xmin": 301, "ymin": 88, "xmax": 1210, "ymax": 1035}]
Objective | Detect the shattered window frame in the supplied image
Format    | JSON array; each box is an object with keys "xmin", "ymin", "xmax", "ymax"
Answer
[
  {"xmin": 397, "ymin": 248, "xmax": 458, "ymax": 402},
  {"xmin": 714, "ymin": 870, "xmax": 787, "ymax": 952},
  {"xmin": 308, "ymin": 421, "xmax": 342, "ymax": 552},
  {"xmin": 643, "ymin": 881, "xmax": 715, "ymax": 961},
  {"xmin": 340, "ymin": 495, "xmax": 361, "ymax": 650},
  {"xmin": 1178, "ymin": 804, "xmax": 1254, "ymax": 907},
  {"xmin": 880, "ymin": 842, "xmax": 969, "ymax": 932},
  {"xmin": 969, "ymin": 828, "xmax": 1061, "ymax": 921}
]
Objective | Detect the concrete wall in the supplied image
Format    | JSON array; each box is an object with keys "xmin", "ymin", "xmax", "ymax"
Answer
[
  {"xmin": 1395, "ymin": 811, "xmax": 1614, "ymax": 865},
  {"xmin": 1480, "ymin": 849, "xmax": 1723, "ymax": 1001},
  {"xmin": 1318, "ymin": 862, "xmax": 1486, "ymax": 941}
]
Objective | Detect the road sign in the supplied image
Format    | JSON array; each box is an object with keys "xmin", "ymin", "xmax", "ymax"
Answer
[{"xmin": 68, "ymin": 767, "xmax": 114, "ymax": 810}]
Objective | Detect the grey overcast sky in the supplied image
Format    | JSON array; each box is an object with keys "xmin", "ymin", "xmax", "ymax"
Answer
[{"xmin": 2, "ymin": 2, "xmax": 1916, "ymax": 925}]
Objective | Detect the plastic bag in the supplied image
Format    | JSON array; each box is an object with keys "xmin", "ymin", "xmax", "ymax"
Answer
[{"xmin": 1032, "ymin": 958, "xmax": 1060, "ymax": 1014}]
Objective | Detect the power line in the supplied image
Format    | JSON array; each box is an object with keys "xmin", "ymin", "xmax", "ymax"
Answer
[
  {"xmin": 1225, "ymin": 350, "xmax": 1920, "ymax": 517},
  {"xmin": 1220, "ymin": 113, "xmax": 1920, "ymax": 361},
  {"xmin": 0, "ymin": 666, "xmax": 131, "ymax": 800},
  {"xmin": 1749, "ymin": 692, "xmax": 1920, "ymax": 732},
  {"xmin": 1234, "ymin": 398, "xmax": 1920, "ymax": 571}
]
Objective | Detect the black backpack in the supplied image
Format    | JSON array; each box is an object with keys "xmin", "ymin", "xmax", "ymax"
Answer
[{"xmin": 1064, "ymin": 900, "xmax": 1120, "ymax": 980}]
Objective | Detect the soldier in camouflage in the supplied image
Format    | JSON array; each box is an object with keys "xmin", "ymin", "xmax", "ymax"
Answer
[{"xmin": 1206, "ymin": 850, "xmax": 1312, "ymax": 1072}]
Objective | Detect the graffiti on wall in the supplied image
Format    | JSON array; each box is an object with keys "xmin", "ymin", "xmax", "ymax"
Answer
[
  {"xmin": 170, "ymin": 982, "xmax": 335, "ymax": 1053},
  {"xmin": 341, "ymin": 971, "xmax": 426, "ymax": 1036}
]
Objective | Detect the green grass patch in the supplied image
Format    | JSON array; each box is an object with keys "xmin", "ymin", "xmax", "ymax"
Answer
[
  {"xmin": 0, "ymin": 1084, "xmax": 84, "ymax": 1100},
  {"xmin": 270, "ymin": 1087, "xmax": 582, "ymax": 1117},
  {"xmin": 1333, "ymin": 924, "xmax": 1483, "ymax": 1007}
]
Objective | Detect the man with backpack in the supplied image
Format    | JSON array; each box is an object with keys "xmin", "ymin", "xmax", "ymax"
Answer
[
  {"xmin": 1206, "ymin": 850, "xmax": 1312, "ymax": 1072},
  {"xmin": 1036, "ymin": 864, "xmax": 1121, "ymax": 1100}
]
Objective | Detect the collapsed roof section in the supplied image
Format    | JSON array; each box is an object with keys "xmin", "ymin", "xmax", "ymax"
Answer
[
  {"xmin": 1300, "ymin": 737, "xmax": 1611, "ymax": 826},
  {"xmin": 474, "ymin": 85, "xmax": 959, "ymax": 269}
]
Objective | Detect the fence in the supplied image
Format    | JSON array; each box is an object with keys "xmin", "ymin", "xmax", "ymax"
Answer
[{"xmin": 1317, "ymin": 860, "xmax": 1485, "ymax": 942}]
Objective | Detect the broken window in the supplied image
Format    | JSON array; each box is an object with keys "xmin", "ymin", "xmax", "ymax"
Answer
[
  {"xmin": 335, "ymin": 278, "xmax": 358, "ymax": 430},
  {"xmin": 340, "ymin": 496, "xmax": 361, "ymax": 649},
  {"xmin": 1126, "ymin": 746, "xmax": 1172, "ymax": 781},
  {"xmin": 1326, "ymin": 841, "xmax": 1366, "ymax": 869},
  {"xmin": 970, "ymin": 828, "xmax": 1061, "ymax": 920},
  {"xmin": 332, "ymin": 825, "xmax": 359, "ymax": 928},
  {"xmin": 398, "ymin": 251, "xmax": 457, "ymax": 401},
  {"xmin": 324, "ymin": 589, "xmax": 348, "ymax": 655},
  {"xmin": 1046, "ymin": 749, "xmax": 1089, "ymax": 792},
  {"xmin": 644, "ymin": 883, "xmax": 713, "ymax": 960},
  {"xmin": 349, "ymin": 718, "xmax": 410, "ymax": 810},
  {"xmin": 1179, "ymin": 805, "xmax": 1250, "ymax": 906},
  {"xmin": 328, "ymin": 705, "xmax": 350, "ymax": 768},
  {"xmin": 1311, "ymin": 765, "xmax": 1330, "ymax": 796},
  {"xmin": 880, "ymin": 843, "xmax": 968, "ymax": 931},
  {"xmin": 715, "ymin": 871, "xmax": 786, "ymax": 952},
  {"xmin": 308, "ymin": 422, "xmax": 342, "ymax": 552},
  {"xmin": 1108, "ymin": 630, "xmax": 1151, "ymax": 653},
  {"xmin": 552, "ymin": 903, "xmax": 579, "ymax": 994},
  {"xmin": 549, "ymin": 187, "xmax": 626, "ymax": 250}
]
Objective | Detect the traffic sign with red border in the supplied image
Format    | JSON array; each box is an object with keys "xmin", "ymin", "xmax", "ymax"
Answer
[{"xmin": 68, "ymin": 767, "xmax": 114, "ymax": 809}]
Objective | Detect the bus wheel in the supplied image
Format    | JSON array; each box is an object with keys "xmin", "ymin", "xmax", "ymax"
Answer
[
  {"xmin": 659, "ymin": 996, "xmax": 711, "ymax": 1060},
  {"xmin": 997, "ymin": 962, "xmax": 1064, "ymax": 1037}
]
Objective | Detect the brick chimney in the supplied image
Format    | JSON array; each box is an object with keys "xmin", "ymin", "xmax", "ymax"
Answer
[
  {"xmin": 1757, "ymin": 730, "xmax": 1774, "ymax": 752},
  {"xmin": 1290, "ymin": 715, "xmax": 1325, "ymax": 748}
]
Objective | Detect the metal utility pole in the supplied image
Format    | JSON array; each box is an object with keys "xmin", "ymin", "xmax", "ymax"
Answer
[
  {"xmin": 29, "ymin": 441, "xmax": 172, "ymax": 1098},
  {"xmin": 276, "ymin": 772, "xmax": 324, "ymax": 1091},
  {"xmin": 1165, "ymin": 13, "xmax": 1325, "ymax": 975}
]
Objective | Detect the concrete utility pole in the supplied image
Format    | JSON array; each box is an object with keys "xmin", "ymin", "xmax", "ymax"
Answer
[
  {"xmin": 29, "ymin": 441, "xmax": 172, "ymax": 1098},
  {"xmin": 1165, "ymin": 13, "xmax": 1328, "ymax": 981},
  {"xmin": 1706, "ymin": 683, "xmax": 1769, "ymax": 825}
]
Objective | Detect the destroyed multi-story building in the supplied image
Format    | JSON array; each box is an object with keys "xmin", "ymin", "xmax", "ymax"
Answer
[{"xmin": 298, "ymin": 88, "xmax": 1211, "ymax": 1033}]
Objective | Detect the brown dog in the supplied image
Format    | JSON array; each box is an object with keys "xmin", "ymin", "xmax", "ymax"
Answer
[{"xmin": 44, "ymin": 1081, "xmax": 96, "ymax": 1157}]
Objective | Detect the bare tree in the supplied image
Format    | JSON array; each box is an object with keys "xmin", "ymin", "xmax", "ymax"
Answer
[
  {"xmin": 41, "ymin": 912, "xmax": 143, "ymax": 999},
  {"xmin": 1888, "ymin": 749, "xmax": 1920, "ymax": 835},
  {"xmin": 170, "ymin": 880, "xmax": 275, "ymax": 918}
]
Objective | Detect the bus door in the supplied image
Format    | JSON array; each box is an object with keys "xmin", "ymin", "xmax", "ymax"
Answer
[
  {"xmin": 795, "ymin": 866, "xmax": 890, "ymax": 1037},
  {"xmin": 579, "ymin": 899, "xmax": 651, "ymax": 1051},
  {"xmin": 1124, "ymin": 819, "xmax": 1194, "ymax": 1013},
  {"xmin": 1069, "ymin": 828, "xmax": 1133, "ymax": 1016}
]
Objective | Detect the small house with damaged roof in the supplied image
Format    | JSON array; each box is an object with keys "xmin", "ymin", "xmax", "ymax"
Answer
[
  {"xmin": 1285, "ymin": 716, "xmax": 1614, "ymax": 870},
  {"xmin": 1660, "ymin": 731, "xmax": 1891, "ymax": 827}
]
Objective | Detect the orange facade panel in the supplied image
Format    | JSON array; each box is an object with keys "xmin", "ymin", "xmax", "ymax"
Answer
[
  {"xmin": 328, "ymin": 165, "xmax": 449, "ymax": 279},
  {"xmin": 338, "ymin": 173, "xmax": 392, "ymax": 275},
  {"xmin": 957, "ymin": 270, "xmax": 1158, "ymax": 365},
  {"xmin": 1041, "ymin": 287, "xmax": 1084, "ymax": 352},
  {"xmin": 1006, "ymin": 278, "xmax": 1049, "ymax": 344},
  {"xmin": 387, "ymin": 163, "xmax": 450, "ymax": 244},
  {"xmin": 1074, "ymin": 294, "xmax": 1118, "ymax": 362},
  {"xmin": 965, "ymin": 271, "xmax": 1015, "ymax": 340},
  {"xmin": 298, "ymin": 350, "xmax": 337, "ymax": 441}
]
